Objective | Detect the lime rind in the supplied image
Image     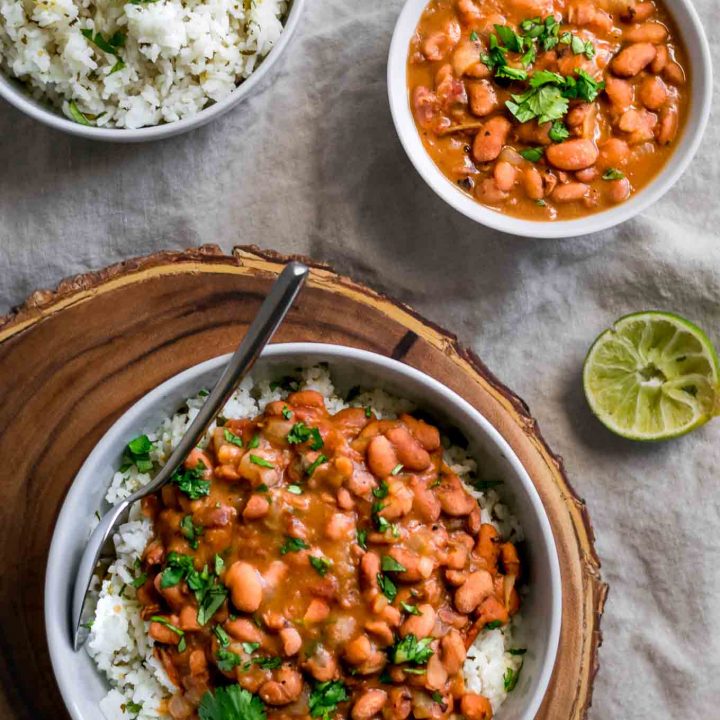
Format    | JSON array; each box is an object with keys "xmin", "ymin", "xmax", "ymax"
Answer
[{"xmin": 583, "ymin": 311, "xmax": 720, "ymax": 441}]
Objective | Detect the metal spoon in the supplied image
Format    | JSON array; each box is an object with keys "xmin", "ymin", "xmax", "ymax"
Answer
[{"xmin": 71, "ymin": 261, "xmax": 309, "ymax": 650}]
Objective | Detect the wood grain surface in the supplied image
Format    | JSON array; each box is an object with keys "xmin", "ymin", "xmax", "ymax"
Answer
[{"xmin": 0, "ymin": 245, "xmax": 606, "ymax": 720}]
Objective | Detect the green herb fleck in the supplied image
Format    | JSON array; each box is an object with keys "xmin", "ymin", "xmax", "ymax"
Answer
[
  {"xmin": 306, "ymin": 454, "xmax": 328, "ymax": 476},
  {"xmin": 372, "ymin": 480, "xmax": 389, "ymax": 499},
  {"xmin": 198, "ymin": 686, "xmax": 266, "ymax": 720},
  {"xmin": 390, "ymin": 464, "xmax": 404, "ymax": 476},
  {"xmin": 519, "ymin": 146, "xmax": 544, "ymax": 162},
  {"xmin": 249, "ymin": 454, "xmax": 274, "ymax": 469},
  {"xmin": 376, "ymin": 572, "xmax": 397, "ymax": 602},
  {"xmin": 287, "ymin": 422, "xmax": 323, "ymax": 450},
  {"xmin": 280, "ymin": 536, "xmax": 309, "ymax": 555},
  {"xmin": 248, "ymin": 434, "xmax": 260, "ymax": 449},
  {"xmin": 180, "ymin": 514, "xmax": 203, "ymax": 550},
  {"xmin": 287, "ymin": 484, "xmax": 303, "ymax": 495},
  {"xmin": 389, "ymin": 634, "xmax": 434, "ymax": 665},
  {"xmin": 504, "ymin": 665, "xmax": 521, "ymax": 692},
  {"xmin": 223, "ymin": 428, "xmax": 243, "ymax": 447},
  {"xmin": 381, "ymin": 555, "xmax": 407, "ymax": 573},
  {"xmin": 309, "ymin": 556, "xmax": 331, "ymax": 576},
  {"xmin": 356, "ymin": 529, "xmax": 368, "ymax": 550},
  {"xmin": 602, "ymin": 168, "xmax": 625, "ymax": 180},
  {"xmin": 172, "ymin": 462, "xmax": 210, "ymax": 500},
  {"xmin": 401, "ymin": 601, "xmax": 421, "ymax": 616},
  {"xmin": 308, "ymin": 681, "xmax": 348, "ymax": 720}
]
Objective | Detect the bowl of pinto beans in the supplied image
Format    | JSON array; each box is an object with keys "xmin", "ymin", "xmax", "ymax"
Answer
[
  {"xmin": 46, "ymin": 344, "xmax": 561, "ymax": 720},
  {"xmin": 388, "ymin": 0, "xmax": 711, "ymax": 238}
]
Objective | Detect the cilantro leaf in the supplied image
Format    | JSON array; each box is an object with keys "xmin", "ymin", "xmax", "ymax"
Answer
[
  {"xmin": 216, "ymin": 647, "xmax": 243, "ymax": 672},
  {"xmin": 199, "ymin": 686, "xmax": 266, "ymax": 720},
  {"xmin": 180, "ymin": 514, "xmax": 202, "ymax": 550},
  {"xmin": 309, "ymin": 681, "xmax": 349, "ymax": 720},
  {"xmin": 172, "ymin": 462, "xmax": 210, "ymax": 500},
  {"xmin": 372, "ymin": 480, "xmax": 389, "ymax": 499},
  {"xmin": 223, "ymin": 428, "xmax": 243, "ymax": 447},
  {"xmin": 376, "ymin": 572, "xmax": 397, "ymax": 602},
  {"xmin": 519, "ymin": 146, "xmax": 544, "ymax": 162},
  {"xmin": 602, "ymin": 168, "xmax": 625, "ymax": 180},
  {"xmin": 122, "ymin": 434, "xmax": 155, "ymax": 473},
  {"xmin": 504, "ymin": 665, "xmax": 521, "ymax": 692},
  {"xmin": 381, "ymin": 555, "xmax": 407, "ymax": 573},
  {"xmin": 356, "ymin": 529, "xmax": 368, "ymax": 550},
  {"xmin": 306, "ymin": 454, "xmax": 328, "ymax": 476},
  {"xmin": 548, "ymin": 120, "xmax": 570, "ymax": 142},
  {"xmin": 401, "ymin": 601, "xmax": 421, "ymax": 616},
  {"xmin": 309, "ymin": 555, "xmax": 331, "ymax": 576},
  {"xmin": 287, "ymin": 422, "xmax": 323, "ymax": 450},
  {"xmin": 390, "ymin": 634, "xmax": 434, "ymax": 665},
  {"xmin": 280, "ymin": 536, "xmax": 309, "ymax": 555}
]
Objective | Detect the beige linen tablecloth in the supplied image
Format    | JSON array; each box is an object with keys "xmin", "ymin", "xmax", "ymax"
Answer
[{"xmin": 1, "ymin": 1, "xmax": 718, "ymax": 717}]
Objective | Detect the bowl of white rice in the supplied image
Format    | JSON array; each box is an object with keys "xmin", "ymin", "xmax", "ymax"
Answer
[
  {"xmin": 0, "ymin": 0, "xmax": 305, "ymax": 140},
  {"xmin": 45, "ymin": 343, "xmax": 561, "ymax": 720}
]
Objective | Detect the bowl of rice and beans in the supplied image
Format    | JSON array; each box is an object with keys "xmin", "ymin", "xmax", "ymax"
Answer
[
  {"xmin": 0, "ymin": 0, "xmax": 305, "ymax": 139},
  {"xmin": 45, "ymin": 344, "xmax": 561, "ymax": 720}
]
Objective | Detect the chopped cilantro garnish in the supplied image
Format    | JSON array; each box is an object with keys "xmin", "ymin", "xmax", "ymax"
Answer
[
  {"xmin": 121, "ymin": 434, "xmax": 154, "ymax": 473},
  {"xmin": 248, "ymin": 434, "xmax": 260, "ymax": 449},
  {"xmin": 471, "ymin": 479, "xmax": 504, "ymax": 492},
  {"xmin": 249, "ymin": 454, "xmax": 274, "ymax": 469},
  {"xmin": 389, "ymin": 634, "xmax": 434, "ymax": 665},
  {"xmin": 171, "ymin": 462, "xmax": 210, "ymax": 500},
  {"xmin": 401, "ymin": 601, "xmax": 421, "ymax": 616},
  {"xmin": 309, "ymin": 555, "xmax": 331, "ymax": 576},
  {"xmin": 381, "ymin": 555, "xmax": 407, "ymax": 573},
  {"xmin": 390, "ymin": 464, "xmax": 404, "ymax": 476},
  {"xmin": 242, "ymin": 641, "xmax": 260, "ymax": 653},
  {"xmin": 280, "ymin": 536, "xmax": 309, "ymax": 555},
  {"xmin": 131, "ymin": 572, "xmax": 148, "ymax": 589},
  {"xmin": 364, "ymin": 406, "xmax": 372, "ymax": 418},
  {"xmin": 602, "ymin": 168, "xmax": 625, "ymax": 180},
  {"xmin": 287, "ymin": 484, "xmax": 303, "ymax": 495},
  {"xmin": 356, "ymin": 529, "xmax": 368, "ymax": 550},
  {"xmin": 486, "ymin": 620, "xmax": 503, "ymax": 630},
  {"xmin": 125, "ymin": 701, "xmax": 143, "ymax": 717},
  {"xmin": 519, "ymin": 146, "xmax": 544, "ymax": 162},
  {"xmin": 372, "ymin": 480, "xmax": 389, "ymax": 499},
  {"xmin": 431, "ymin": 692, "xmax": 443, "ymax": 704},
  {"xmin": 282, "ymin": 406, "xmax": 293, "ymax": 420},
  {"xmin": 223, "ymin": 428, "xmax": 243, "ymax": 447},
  {"xmin": 308, "ymin": 681, "xmax": 348, "ymax": 720},
  {"xmin": 509, "ymin": 648, "xmax": 527, "ymax": 656},
  {"xmin": 376, "ymin": 572, "xmax": 397, "ymax": 602},
  {"xmin": 549, "ymin": 120, "xmax": 570, "ymax": 142},
  {"xmin": 214, "ymin": 554, "xmax": 224, "ymax": 576},
  {"xmin": 306, "ymin": 454, "xmax": 328, "ymax": 476},
  {"xmin": 180, "ymin": 514, "xmax": 202, "ymax": 550},
  {"xmin": 150, "ymin": 615, "xmax": 184, "ymax": 638},
  {"xmin": 253, "ymin": 656, "xmax": 282, "ymax": 669},
  {"xmin": 504, "ymin": 665, "xmax": 521, "ymax": 691},
  {"xmin": 198, "ymin": 686, "xmax": 266, "ymax": 720},
  {"xmin": 216, "ymin": 647, "xmax": 242, "ymax": 672},
  {"xmin": 287, "ymin": 422, "xmax": 323, "ymax": 450},
  {"xmin": 213, "ymin": 625, "xmax": 230, "ymax": 647}
]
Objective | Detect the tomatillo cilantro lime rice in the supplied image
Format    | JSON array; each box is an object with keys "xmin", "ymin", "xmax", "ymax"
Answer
[
  {"xmin": 0, "ymin": 0, "xmax": 287, "ymax": 128},
  {"xmin": 87, "ymin": 366, "xmax": 527, "ymax": 720}
]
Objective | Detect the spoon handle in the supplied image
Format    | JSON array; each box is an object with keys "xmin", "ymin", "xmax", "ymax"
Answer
[{"xmin": 72, "ymin": 261, "xmax": 309, "ymax": 650}]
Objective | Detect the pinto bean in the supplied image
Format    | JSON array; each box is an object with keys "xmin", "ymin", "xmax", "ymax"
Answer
[
  {"xmin": 303, "ymin": 645, "xmax": 339, "ymax": 682},
  {"xmin": 352, "ymin": 689, "xmax": 388, "ymax": 720},
  {"xmin": 436, "ymin": 473, "xmax": 476, "ymax": 516},
  {"xmin": 387, "ymin": 687, "xmax": 412, "ymax": 720},
  {"xmin": 304, "ymin": 599, "xmax": 330, "ymax": 624},
  {"xmin": 599, "ymin": 138, "xmax": 630, "ymax": 167},
  {"xmin": 493, "ymin": 161, "xmax": 517, "ymax": 192},
  {"xmin": 390, "ymin": 547, "xmax": 434, "ymax": 582},
  {"xmin": 625, "ymin": 22, "xmax": 668, "ymax": 44},
  {"xmin": 365, "ymin": 620, "xmax": 394, "ymax": 646},
  {"xmin": 149, "ymin": 616, "xmax": 182, "ymax": 645},
  {"xmin": 243, "ymin": 494, "xmax": 269, "ymax": 520},
  {"xmin": 607, "ymin": 177, "xmax": 631, "ymax": 203},
  {"xmin": 412, "ymin": 480, "xmax": 442, "ymax": 522},
  {"xmin": 453, "ymin": 40, "xmax": 483, "ymax": 77},
  {"xmin": 360, "ymin": 552, "xmax": 381, "ymax": 590},
  {"xmin": 656, "ymin": 106, "xmax": 679, "ymax": 145},
  {"xmin": 454, "ymin": 569, "xmax": 494, "ymax": 613},
  {"xmin": 441, "ymin": 629, "xmax": 467, "ymax": 675},
  {"xmin": 400, "ymin": 604, "xmax": 436, "ymax": 638},
  {"xmin": 425, "ymin": 653, "xmax": 448, "ymax": 690},
  {"xmin": 367, "ymin": 435, "xmax": 400, "ymax": 478},
  {"xmin": 225, "ymin": 618, "xmax": 264, "ymax": 644},
  {"xmin": 472, "ymin": 116, "xmax": 511, "ymax": 163},
  {"xmin": 522, "ymin": 166, "xmax": 544, "ymax": 200},
  {"xmin": 552, "ymin": 182, "xmax": 589, "ymax": 203},
  {"xmin": 639, "ymin": 75, "xmax": 667, "ymax": 110},
  {"xmin": 545, "ymin": 139, "xmax": 599, "ymax": 171},
  {"xmin": 381, "ymin": 483, "xmax": 415, "ymax": 520},
  {"xmin": 400, "ymin": 414, "xmax": 440, "ymax": 451},
  {"xmin": 475, "ymin": 177, "xmax": 509, "ymax": 204},
  {"xmin": 280, "ymin": 627, "xmax": 302, "ymax": 656},
  {"xmin": 412, "ymin": 86, "xmax": 440, "ymax": 130},
  {"xmin": 604, "ymin": 76, "xmax": 634, "ymax": 112},
  {"xmin": 386, "ymin": 425, "xmax": 431, "ymax": 471},
  {"xmin": 217, "ymin": 443, "xmax": 242, "ymax": 465},
  {"xmin": 179, "ymin": 605, "xmax": 200, "ymax": 631},
  {"xmin": 225, "ymin": 561, "xmax": 263, "ymax": 613},
  {"xmin": 460, "ymin": 693, "xmax": 493, "ymax": 720},
  {"xmin": 467, "ymin": 81, "xmax": 499, "ymax": 118},
  {"xmin": 456, "ymin": 0, "xmax": 482, "ymax": 24},
  {"xmin": 622, "ymin": 1, "xmax": 655, "ymax": 23},
  {"xmin": 575, "ymin": 167, "xmax": 598, "ymax": 183},
  {"xmin": 422, "ymin": 31, "xmax": 453, "ymax": 62},
  {"xmin": 612, "ymin": 43, "xmax": 656, "ymax": 77},
  {"xmin": 663, "ymin": 61, "xmax": 685, "ymax": 86},
  {"xmin": 259, "ymin": 667, "xmax": 303, "ymax": 706},
  {"xmin": 650, "ymin": 45, "xmax": 669, "ymax": 74},
  {"xmin": 618, "ymin": 108, "xmax": 657, "ymax": 141},
  {"xmin": 325, "ymin": 512, "xmax": 355, "ymax": 540}
]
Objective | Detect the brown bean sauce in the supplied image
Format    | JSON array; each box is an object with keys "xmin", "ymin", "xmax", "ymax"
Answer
[
  {"xmin": 135, "ymin": 390, "xmax": 521, "ymax": 719},
  {"xmin": 407, "ymin": 0, "xmax": 690, "ymax": 220}
]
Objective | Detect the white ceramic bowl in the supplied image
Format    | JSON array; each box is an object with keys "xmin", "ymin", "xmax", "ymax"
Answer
[
  {"xmin": 46, "ymin": 343, "xmax": 561, "ymax": 720},
  {"xmin": 387, "ymin": 0, "xmax": 712, "ymax": 238},
  {"xmin": 0, "ymin": 0, "xmax": 305, "ymax": 142}
]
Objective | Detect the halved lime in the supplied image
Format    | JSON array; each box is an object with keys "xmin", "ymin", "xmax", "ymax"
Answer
[{"xmin": 583, "ymin": 311, "xmax": 719, "ymax": 440}]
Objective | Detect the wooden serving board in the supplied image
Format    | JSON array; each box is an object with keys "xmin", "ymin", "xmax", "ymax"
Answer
[{"xmin": 0, "ymin": 246, "xmax": 606, "ymax": 720}]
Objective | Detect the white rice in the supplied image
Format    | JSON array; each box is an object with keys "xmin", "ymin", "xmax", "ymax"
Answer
[
  {"xmin": 88, "ymin": 365, "xmax": 525, "ymax": 719},
  {"xmin": 0, "ymin": 0, "xmax": 286, "ymax": 128}
]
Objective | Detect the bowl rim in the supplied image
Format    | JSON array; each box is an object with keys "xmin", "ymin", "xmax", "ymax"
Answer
[
  {"xmin": 0, "ymin": 0, "xmax": 306, "ymax": 142},
  {"xmin": 387, "ymin": 0, "xmax": 713, "ymax": 239},
  {"xmin": 45, "ymin": 342, "xmax": 562, "ymax": 720}
]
